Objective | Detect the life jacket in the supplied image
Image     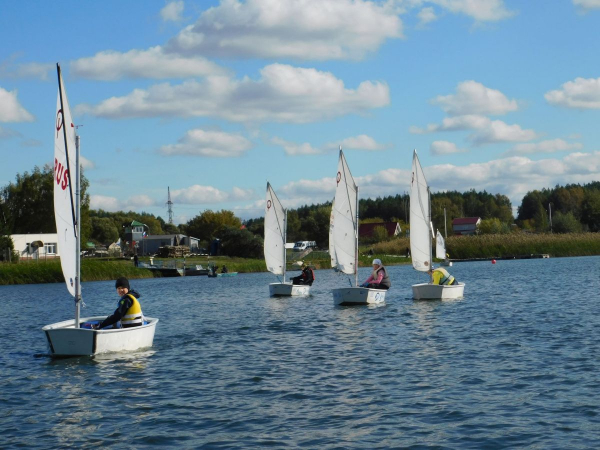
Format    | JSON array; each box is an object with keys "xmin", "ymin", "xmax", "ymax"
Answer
[
  {"xmin": 120, "ymin": 293, "xmax": 144, "ymax": 327},
  {"xmin": 371, "ymin": 266, "xmax": 391, "ymax": 288},
  {"xmin": 304, "ymin": 267, "xmax": 315, "ymax": 281},
  {"xmin": 433, "ymin": 267, "xmax": 455, "ymax": 285}
]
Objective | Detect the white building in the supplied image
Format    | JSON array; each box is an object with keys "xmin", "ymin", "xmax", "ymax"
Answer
[{"xmin": 10, "ymin": 233, "xmax": 60, "ymax": 260}]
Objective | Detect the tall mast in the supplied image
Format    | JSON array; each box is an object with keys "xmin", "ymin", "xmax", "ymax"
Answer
[
  {"xmin": 167, "ymin": 186, "xmax": 174, "ymax": 224},
  {"xmin": 75, "ymin": 134, "xmax": 81, "ymax": 327}
]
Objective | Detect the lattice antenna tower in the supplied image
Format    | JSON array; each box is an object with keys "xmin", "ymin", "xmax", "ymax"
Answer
[{"xmin": 166, "ymin": 186, "xmax": 174, "ymax": 224}]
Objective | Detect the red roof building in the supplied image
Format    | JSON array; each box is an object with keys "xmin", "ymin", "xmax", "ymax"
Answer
[
  {"xmin": 452, "ymin": 217, "xmax": 481, "ymax": 235},
  {"xmin": 359, "ymin": 222, "xmax": 401, "ymax": 239}
]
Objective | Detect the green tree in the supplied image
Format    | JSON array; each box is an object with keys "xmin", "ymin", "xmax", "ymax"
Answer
[
  {"xmin": 551, "ymin": 211, "xmax": 581, "ymax": 233},
  {"xmin": 1, "ymin": 164, "xmax": 91, "ymax": 244},
  {"xmin": 219, "ymin": 225, "xmax": 263, "ymax": 258},
  {"xmin": 90, "ymin": 217, "xmax": 119, "ymax": 245},
  {"xmin": 478, "ymin": 218, "xmax": 510, "ymax": 234},
  {"xmin": 581, "ymin": 190, "xmax": 600, "ymax": 232},
  {"xmin": 533, "ymin": 203, "xmax": 549, "ymax": 232},
  {"xmin": 183, "ymin": 210, "xmax": 242, "ymax": 242}
]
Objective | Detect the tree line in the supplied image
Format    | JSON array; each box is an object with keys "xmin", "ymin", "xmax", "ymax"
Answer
[{"xmin": 1, "ymin": 165, "xmax": 599, "ymax": 260}]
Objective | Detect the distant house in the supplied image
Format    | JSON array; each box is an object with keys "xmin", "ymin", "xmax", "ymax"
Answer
[
  {"xmin": 10, "ymin": 233, "xmax": 60, "ymax": 260},
  {"xmin": 359, "ymin": 222, "xmax": 401, "ymax": 239},
  {"xmin": 452, "ymin": 217, "xmax": 481, "ymax": 236}
]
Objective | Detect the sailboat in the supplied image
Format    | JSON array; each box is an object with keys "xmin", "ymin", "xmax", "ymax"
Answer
[
  {"xmin": 438, "ymin": 208, "xmax": 452, "ymax": 266},
  {"xmin": 42, "ymin": 64, "xmax": 158, "ymax": 356},
  {"xmin": 331, "ymin": 149, "xmax": 386, "ymax": 306},
  {"xmin": 264, "ymin": 182, "xmax": 310, "ymax": 297},
  {"xmin": 410, "ymin": 150, "xmax": 464, "ymax": 300}
]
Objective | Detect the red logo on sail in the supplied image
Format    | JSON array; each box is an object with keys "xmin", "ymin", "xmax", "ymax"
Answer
[{"xmin": 54, "ymin": 158, "xmax": 69, "ymax": 190}]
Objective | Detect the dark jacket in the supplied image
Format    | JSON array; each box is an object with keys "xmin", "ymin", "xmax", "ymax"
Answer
[{"xmin": 97, "ymin": 290, "xmax": 142, "ymax": 329}]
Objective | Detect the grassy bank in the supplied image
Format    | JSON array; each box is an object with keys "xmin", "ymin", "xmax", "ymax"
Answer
[
  {"xmin": 371, "ymin": 232, "xmax": 600, "ymax": 260},
  {"xmin": 2, "ymin": 232, "xmax": 598, "ymax": 285}
]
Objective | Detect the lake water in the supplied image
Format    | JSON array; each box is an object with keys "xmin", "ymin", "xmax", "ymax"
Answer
[{"xmin": 1, "ymin": 256, "xmax": 600, "ymax": 449}]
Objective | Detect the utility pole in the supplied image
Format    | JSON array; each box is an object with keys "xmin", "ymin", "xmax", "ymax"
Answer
[{"xmin": 166, "ymin": 186, "xmax": 174, "ymax": 224}]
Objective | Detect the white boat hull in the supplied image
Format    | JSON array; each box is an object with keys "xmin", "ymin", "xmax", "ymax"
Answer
[
  {"xmin": 42, "ymin": 316, "xmax": 158, "ymax": 357},
  {"xmin": 412, "ymin": 282, "xmax": 465, "ymax": 300},
  {"xmin": 269, "ymin": 282, "xmax": 311, "ymax": 297},
  {"xmin": 332, "ymin": 287, "xmax": 386, "ymax": 306}
]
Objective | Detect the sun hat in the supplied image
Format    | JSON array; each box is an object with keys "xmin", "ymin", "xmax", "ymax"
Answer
[{"xmin": 372, "ymin": 258, "xmax": 382, "ymax": 265}]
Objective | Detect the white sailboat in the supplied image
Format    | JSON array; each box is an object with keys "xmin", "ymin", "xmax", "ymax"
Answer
[
  {"xmin": 264, "ymin": 182, "xmax": 310, "ymax": 297},
  {"xmin": 42, "ymin": 64, "xmax": 158, "ymax": 356},
  {"xmin": 439, "ymin": 208, "xmax": 452, "ymax": 266},
  {"xmin": 410, "ymin": 150, "xmax": 464, "ymax": 300},
  {"xmin": 331, "ymin": 149, "xmax": 386, "ymax": 306}
]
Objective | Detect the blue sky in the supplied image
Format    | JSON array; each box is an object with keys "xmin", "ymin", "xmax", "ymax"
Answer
[{"xmin": 1, "ymin": 0, "xmax": 599, "ymax": 224}]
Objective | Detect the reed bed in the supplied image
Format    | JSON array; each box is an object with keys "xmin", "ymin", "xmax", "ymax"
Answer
[{"xmin": 371, "ymin": 233, "xmax": 600, "ymax": 260}]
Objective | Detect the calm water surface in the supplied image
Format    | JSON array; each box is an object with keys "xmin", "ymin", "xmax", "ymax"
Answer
[{"xmin": 1, "ymin": 256, "xmax": 600, "ymax": 449}]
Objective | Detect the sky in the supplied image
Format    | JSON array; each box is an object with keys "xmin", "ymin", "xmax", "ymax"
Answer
[{"xmin": 1, "ymin": 0, "xmax": 600, "ymax": 225}]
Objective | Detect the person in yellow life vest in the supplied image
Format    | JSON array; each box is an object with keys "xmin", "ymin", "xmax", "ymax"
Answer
[
  {"xmin": 428, "ymin": 266, "xmax": 458, "ymax": 285},
  {"xmin": 93, "ymin": 277, "xmax": 144, "ymax": 329}
]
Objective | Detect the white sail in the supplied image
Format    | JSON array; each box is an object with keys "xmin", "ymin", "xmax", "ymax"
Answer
[
  {"xmin": 436, "ymin": 230, "xmax": 446, "ymax": 260},
  {"xmin": 264, "ymin": 182, "xmax": 286, "ymax": 277},
  {"xmin": 331, "ymin": 150, "xmax": 358, "ymax": 275},
  {"xmin": 328, "ymin": 198, "xmax": 338, "ymax": 268},
  {"xmin": 410, "ymin": 150, "xmax": 432, "ymax": 273},
  {"xmin": 54, "ymin": 67, "xmax": 78, "ymax": 297}
]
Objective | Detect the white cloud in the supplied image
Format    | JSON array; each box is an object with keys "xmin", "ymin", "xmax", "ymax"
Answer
[
  {"xmin": 411, "ymin": 114, "xmax": 536, "ymax": 145},
  {"xmin": 161, "ymin": 1, "xmax": 184, "ymax": 22},
  {"xmin": 242, "ymin": 151, "xmax": 600, "ymax": 216},
  {"xmin": 430, "ymin": 140, "xmax": 467, "ymax": 155},
  {"xmin": 0, "ymin": 61, "xmax": 53, "ymax": 80},
  {"xmin": 545, "ymin": 77, "xmax": 600, "ymax": 109},
  {"xmin": 417, "ymin": 7, "xmax": 438, "ymax": 26},
  {"xmin": 159, "ymin": 129, "xmax": 252, "ymax": 157},
  {"xmin": 171, "ymin": 185, "xmax": 230, "ymax": 204},
  {"xmin": 79, "ymin": 64, "xmax": 390, "ymax": 123},
  {"xmin": 126, "ymin": 195, "xmax": 156, "ymax": 208},
  {"xmin": 469, "ymin": 120, "xmax": 537, "ymax": 145},
  {"xmin": 429, "ymin": 0, "xmax": 515, "ymax": 22},
  {"xmin": 90, "ymin": 194, "xmax": 156, "ymax": 212},
  {"xmin": 338, "ymin": 134, "xmax": 388, "ymax": 151},
  {"xmin": 90, "ymin": 195, "xmax": 122, "ymax": 211},
  {"xmin": 573, "ymin": 0, "xmax": 600, "ymax": 11},
  {"xmin": 271, "ymin": 137, "xmax": 321, "ymax": 155},
  {"xmin": 166, "ymin": 0, "xmax": 402, "ymax": 60},
  {"xmin": 70, "ymin": 46, "xmax": 226, "ymax": 80},
  {"xmin": 80, "ymin": 156, "xmax": 96, "ymax": 170},
  {"xmin": 432, "ymin": 80, "xmax": 519, "ymax": 116},
  {"xmin": 504, "ymin": 138, "xmax": 584, "ymax": 156},
  {"xmin": 0, "ymin": 87, "xmax": 34, "ymax": 122},
  {"xmin": 272, "ymin": 134, "xmax": 387, "ymax": 155}
]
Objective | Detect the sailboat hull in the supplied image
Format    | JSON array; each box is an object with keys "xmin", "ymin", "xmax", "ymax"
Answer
[
  {"xmin": 269, "ymin": 282, "xmax": 310, "ymax": 297},
  {"xmin": 332, "ymin": 287, "xmax": 386, "ymax": 306},
  {"xmin": 412, "ymin": 282, "xmax": 465, "ymax": 300},
  {"xmin": 42, "ymin": 316, "xmax": 158, "ymax": 357}
]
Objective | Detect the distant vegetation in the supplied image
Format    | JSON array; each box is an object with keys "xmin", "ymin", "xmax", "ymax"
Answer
[{"xmin": 1, "ymin": 165, "xmax": 599, "ymax": 262}]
